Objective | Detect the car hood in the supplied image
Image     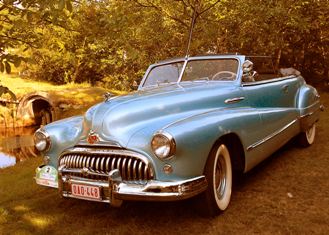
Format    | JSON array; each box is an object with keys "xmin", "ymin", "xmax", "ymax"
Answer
[{"xmin": 85, "ymin": 82, "xmax": 238, "ymax": 147}]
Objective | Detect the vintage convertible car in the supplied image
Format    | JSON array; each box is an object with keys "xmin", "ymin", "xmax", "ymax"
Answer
[{"xmin": 34, "ymin": 55, "xmax": 322, "ymax": 215}]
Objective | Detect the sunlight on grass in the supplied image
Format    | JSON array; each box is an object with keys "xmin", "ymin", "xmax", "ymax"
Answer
[
  {"xmin": 23, "ymin": 213, "xmax": 54, "ymax": 229},
  {"xmin": 0, "ymin": 74, "xmax": 91, "ymax": 96},
  {"xmin": 0, "ymin": 73, "xmax": 127, "ymax": 120},
  {"xmin": 0, "ymin": 73, "xmax": 126, "ymax": 97},
  {"xmin": 14, "ymin": 205, "xmax": 30, "ymax": 212},
  {"xmin": 0, "ymin": 207, "xmax": 9, "ymax": 224}
]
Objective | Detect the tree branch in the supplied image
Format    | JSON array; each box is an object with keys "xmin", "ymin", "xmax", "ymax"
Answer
[{"xmin": 0, "ymin": 35, "xmax": 38, "ymax": 48}]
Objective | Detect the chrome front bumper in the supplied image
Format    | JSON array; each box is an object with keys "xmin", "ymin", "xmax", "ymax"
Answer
[{"xmin": 57, "ymin": 165, "xmax": 208, "ymax": 207}]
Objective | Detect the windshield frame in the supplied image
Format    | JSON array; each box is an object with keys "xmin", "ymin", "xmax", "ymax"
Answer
[{"xmin": 139, "ymin": 55, "xmax": 243, "ymax": 89}]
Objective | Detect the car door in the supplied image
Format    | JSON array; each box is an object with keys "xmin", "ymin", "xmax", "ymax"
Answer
[{"xmin": 242, "ymin": 76, "xmax": 300, "ymax": 158}]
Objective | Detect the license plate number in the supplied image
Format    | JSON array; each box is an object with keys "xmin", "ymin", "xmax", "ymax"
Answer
[{"xmin": 71, "ymin": 184, "xmax": 101, "ymax": 200}]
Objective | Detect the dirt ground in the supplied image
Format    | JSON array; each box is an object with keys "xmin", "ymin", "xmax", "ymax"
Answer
[{"xmin": 0, "ymin": 91, "xmax": 328, "ymax": 235}]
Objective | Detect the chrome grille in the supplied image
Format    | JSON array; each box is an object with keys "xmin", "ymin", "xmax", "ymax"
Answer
[{"xmin": 59, "ymin": 148, "xmax": 154, "ymax": 181}]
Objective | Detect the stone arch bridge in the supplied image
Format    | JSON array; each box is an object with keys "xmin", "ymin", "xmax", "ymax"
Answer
[{"xmin": 0, "ymin": 86, "xmax": 55, "ymax": 128}]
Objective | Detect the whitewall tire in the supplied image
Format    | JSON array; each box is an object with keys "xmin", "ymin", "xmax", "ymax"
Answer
[
  {"xmin": 197, "ymin": 142, "xmax": 232, "ymax": 216},
  {"xmin": 299, "ymin": 123, "xmax": 316, "ymax": 147}
]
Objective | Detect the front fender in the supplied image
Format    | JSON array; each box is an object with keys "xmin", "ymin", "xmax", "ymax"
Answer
[
  {"xmin": 128, "ymin": 108, "xmax": 260, "ymax": 180},
  {"xmin": 42, "ymin": 116, "xmax": 84, "ymax": 167},
  {"xmin": 164, "ymin": 108, "xmax": 261, "ymax": 175}
]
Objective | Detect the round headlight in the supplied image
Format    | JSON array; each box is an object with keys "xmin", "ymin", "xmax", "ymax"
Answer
[
  {"xmin": 151, "ymin": 132, "xmax": 176, "ymax": 160},
  {"xmin": 34, "ymin": 129, "xmax": 51, "ymax": 152}
]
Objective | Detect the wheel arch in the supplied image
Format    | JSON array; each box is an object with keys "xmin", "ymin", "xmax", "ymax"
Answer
[{"xmin": 208, "ymin": 133, "xmax": 245, "ymax": 174}]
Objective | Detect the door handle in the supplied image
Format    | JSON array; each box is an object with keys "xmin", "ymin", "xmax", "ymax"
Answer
[{"xmin": 225, "ymin": 97, "xmax": 245, "ymax": 104}]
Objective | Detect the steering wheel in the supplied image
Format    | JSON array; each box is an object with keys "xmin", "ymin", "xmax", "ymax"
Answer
[{"xmin": 211, "ymin": 71, "xmax": 236, "ymax": 81}]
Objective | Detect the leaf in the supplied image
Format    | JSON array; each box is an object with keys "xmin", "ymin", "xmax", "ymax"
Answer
[
  {"xmin": 66, "ymin": 0, "xmax": 73, "ymax": 12},
  {"xmin": 59, "ymin": 0, "xmax": 65, "ymax": 10},
  {"xmin": 0, "ymin": 62, "xmax": 4, "ymax": 73},
  {"xmin": 26, "ymin": 12, "xmax": 33, "ymax": 23},
  {"xmin": 5, "ymin": 61, "xmax": 11, "ymax": 74},
  {"xmin": 14, "ymin": 58, "xmax": 21, "ymax": 68}
]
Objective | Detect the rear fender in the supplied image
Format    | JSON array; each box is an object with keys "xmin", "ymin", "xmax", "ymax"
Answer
[{"xmin": 297, "ymin": 85, "xmax": 321, "ymax": 131}]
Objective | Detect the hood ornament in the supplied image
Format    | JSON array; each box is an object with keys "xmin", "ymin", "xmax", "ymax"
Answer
[
  {"xmin": 103, "ymin": 92, "xmax": 113, "ymax": 102},
  {"xmin": 87, "ymin": 130, "xmax": 100, "ymax": 144}
]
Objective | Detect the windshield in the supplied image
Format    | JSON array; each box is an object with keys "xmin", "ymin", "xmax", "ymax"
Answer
[
  {"xmin": 143, "ymin": 62, "xmax": 184, "ymax": 87},
  {"xmin": 142, "ymin": 58, "xmax": 239, "ymax": 88}
]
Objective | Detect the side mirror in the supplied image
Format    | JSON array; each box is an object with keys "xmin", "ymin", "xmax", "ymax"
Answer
[
  {"xmin": 242, "ymin": 60, "xmax": 254, "ymax": 73},
  {"xmin": 242, "ymin": 60, "xmax": 257, "ymax": 82}
]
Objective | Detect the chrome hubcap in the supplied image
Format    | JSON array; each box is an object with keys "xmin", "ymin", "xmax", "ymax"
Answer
[{"xmin": 215, "ymin": 153, "xmax": 227, "ymax": 199}]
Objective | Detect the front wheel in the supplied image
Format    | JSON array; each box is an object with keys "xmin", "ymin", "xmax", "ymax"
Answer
[
  {"xmin": 197, "ymin": 142, "xmax": 232, "ymax": 216},
  {"xmin": 298, "ymin": 123, "xmax": 316, "ymax": 147}
]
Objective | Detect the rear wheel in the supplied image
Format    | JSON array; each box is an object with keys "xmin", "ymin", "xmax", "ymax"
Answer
[
  {"xmin": 299, "ymin": 123, "xmax": 316, "ymax": 147},
  {"xmin": 197, "ymin": 142, "xmax": 232, "ymax": 216}
]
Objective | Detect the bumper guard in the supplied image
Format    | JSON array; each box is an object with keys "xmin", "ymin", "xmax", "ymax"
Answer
[{"xmin": 58, "ymin": 165, "xmax": 208, "ymax": 207}]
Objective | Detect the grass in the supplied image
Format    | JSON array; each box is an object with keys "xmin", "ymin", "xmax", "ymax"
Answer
[
  {"xmin": 0, "ymin": 81, "xmax": 328, "ymax": 234},
  {"xmin": 1, "ymin": 73, "xmax": 126, "ymax": 97}
]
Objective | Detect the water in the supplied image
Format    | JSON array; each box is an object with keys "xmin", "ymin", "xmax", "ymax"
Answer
[{"xmin": 0, "ymin": 127, "xmax": 40, "ymax": 168}]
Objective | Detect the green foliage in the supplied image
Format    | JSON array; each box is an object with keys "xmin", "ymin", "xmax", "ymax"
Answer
[
  {"xmin": 0, "ymin": 0, "xmax": 73, "ymax": 74},
  {"xmin": 1, "ymin": 0, "xmax": 328, "ymax": 89}
]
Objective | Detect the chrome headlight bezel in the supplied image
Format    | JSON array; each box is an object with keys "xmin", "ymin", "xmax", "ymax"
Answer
[
  {"xmin": 34, "ymin": 129, "xmax": 51, "ymax": 152},
  {"xmin": 151, "ymin": 131, "xmax": 176, "ymax": 160}
]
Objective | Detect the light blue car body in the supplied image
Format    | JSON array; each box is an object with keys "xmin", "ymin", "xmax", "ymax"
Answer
[{"xmin": 36, "ymin": 55, "xmax": 321, "ymax": 203}]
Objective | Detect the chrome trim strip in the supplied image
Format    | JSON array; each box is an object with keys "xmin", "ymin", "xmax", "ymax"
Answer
[
  {"xmin": 76, "ymin": 140, "xmax": 122, "ymax": 148},
  {"xmin": 300, "ymin": 100, "xmax": 320, "ymax": 110},
  {"xmin": 225, "ymin": 97, "xmax": 245, "ymax": 104},
  {"xmin": 61, "ymin": 167, "xmax": 107, "ymax": 177},
  {"xmin": 177, "ymin": 58, "xmax": 188, "ymax": 83},
  {"xmin": 247, "ymin": 119, "xmax": 298, "ymax": 151},
  {"xmin": 242, "ymin": 75, "xmax": 296, "ymax": 86}
]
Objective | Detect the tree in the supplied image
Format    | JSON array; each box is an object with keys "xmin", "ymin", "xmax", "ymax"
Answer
[
  {"xmin": 0, "ymin": 0, "xmax": 73, "ymax": 73},
  {"xmin": 2, "ymin": 0, "xmax": 327, "ymax": 88}
]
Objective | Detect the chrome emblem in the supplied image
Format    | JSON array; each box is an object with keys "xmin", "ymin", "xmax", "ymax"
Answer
[
  {"xmin": 87, "ymin": 130, "xmax": 100, "ymax": 144},
  {"xmin": 82, "ymin": 167, "xmax": 89, "ymax": 176}
]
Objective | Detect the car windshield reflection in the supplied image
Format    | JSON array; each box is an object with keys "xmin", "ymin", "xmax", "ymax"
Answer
[{"xmin": 142, "ymin": 58, "xmax": 239, "ymax": 88}]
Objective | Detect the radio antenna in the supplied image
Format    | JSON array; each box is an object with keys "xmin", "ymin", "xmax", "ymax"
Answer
[{"xmin": 185, "ymin": 7, "xmax": 197, "ymax": 58}]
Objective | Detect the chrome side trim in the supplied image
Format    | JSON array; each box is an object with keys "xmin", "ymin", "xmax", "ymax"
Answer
[
  {"xmin": 225, "ymin": 97, "xmax": 245, "ymax": 104},
  {"xmin": 247, "ymin": 119, "xmax": 298, "ymax": 151},
  {"xmin": 299, "ymin": 106, "xmax": 321, "ymax": 131},
  {"xmin": 242, "ymin": 75, "xmax": 296, "ymax": 86}
]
